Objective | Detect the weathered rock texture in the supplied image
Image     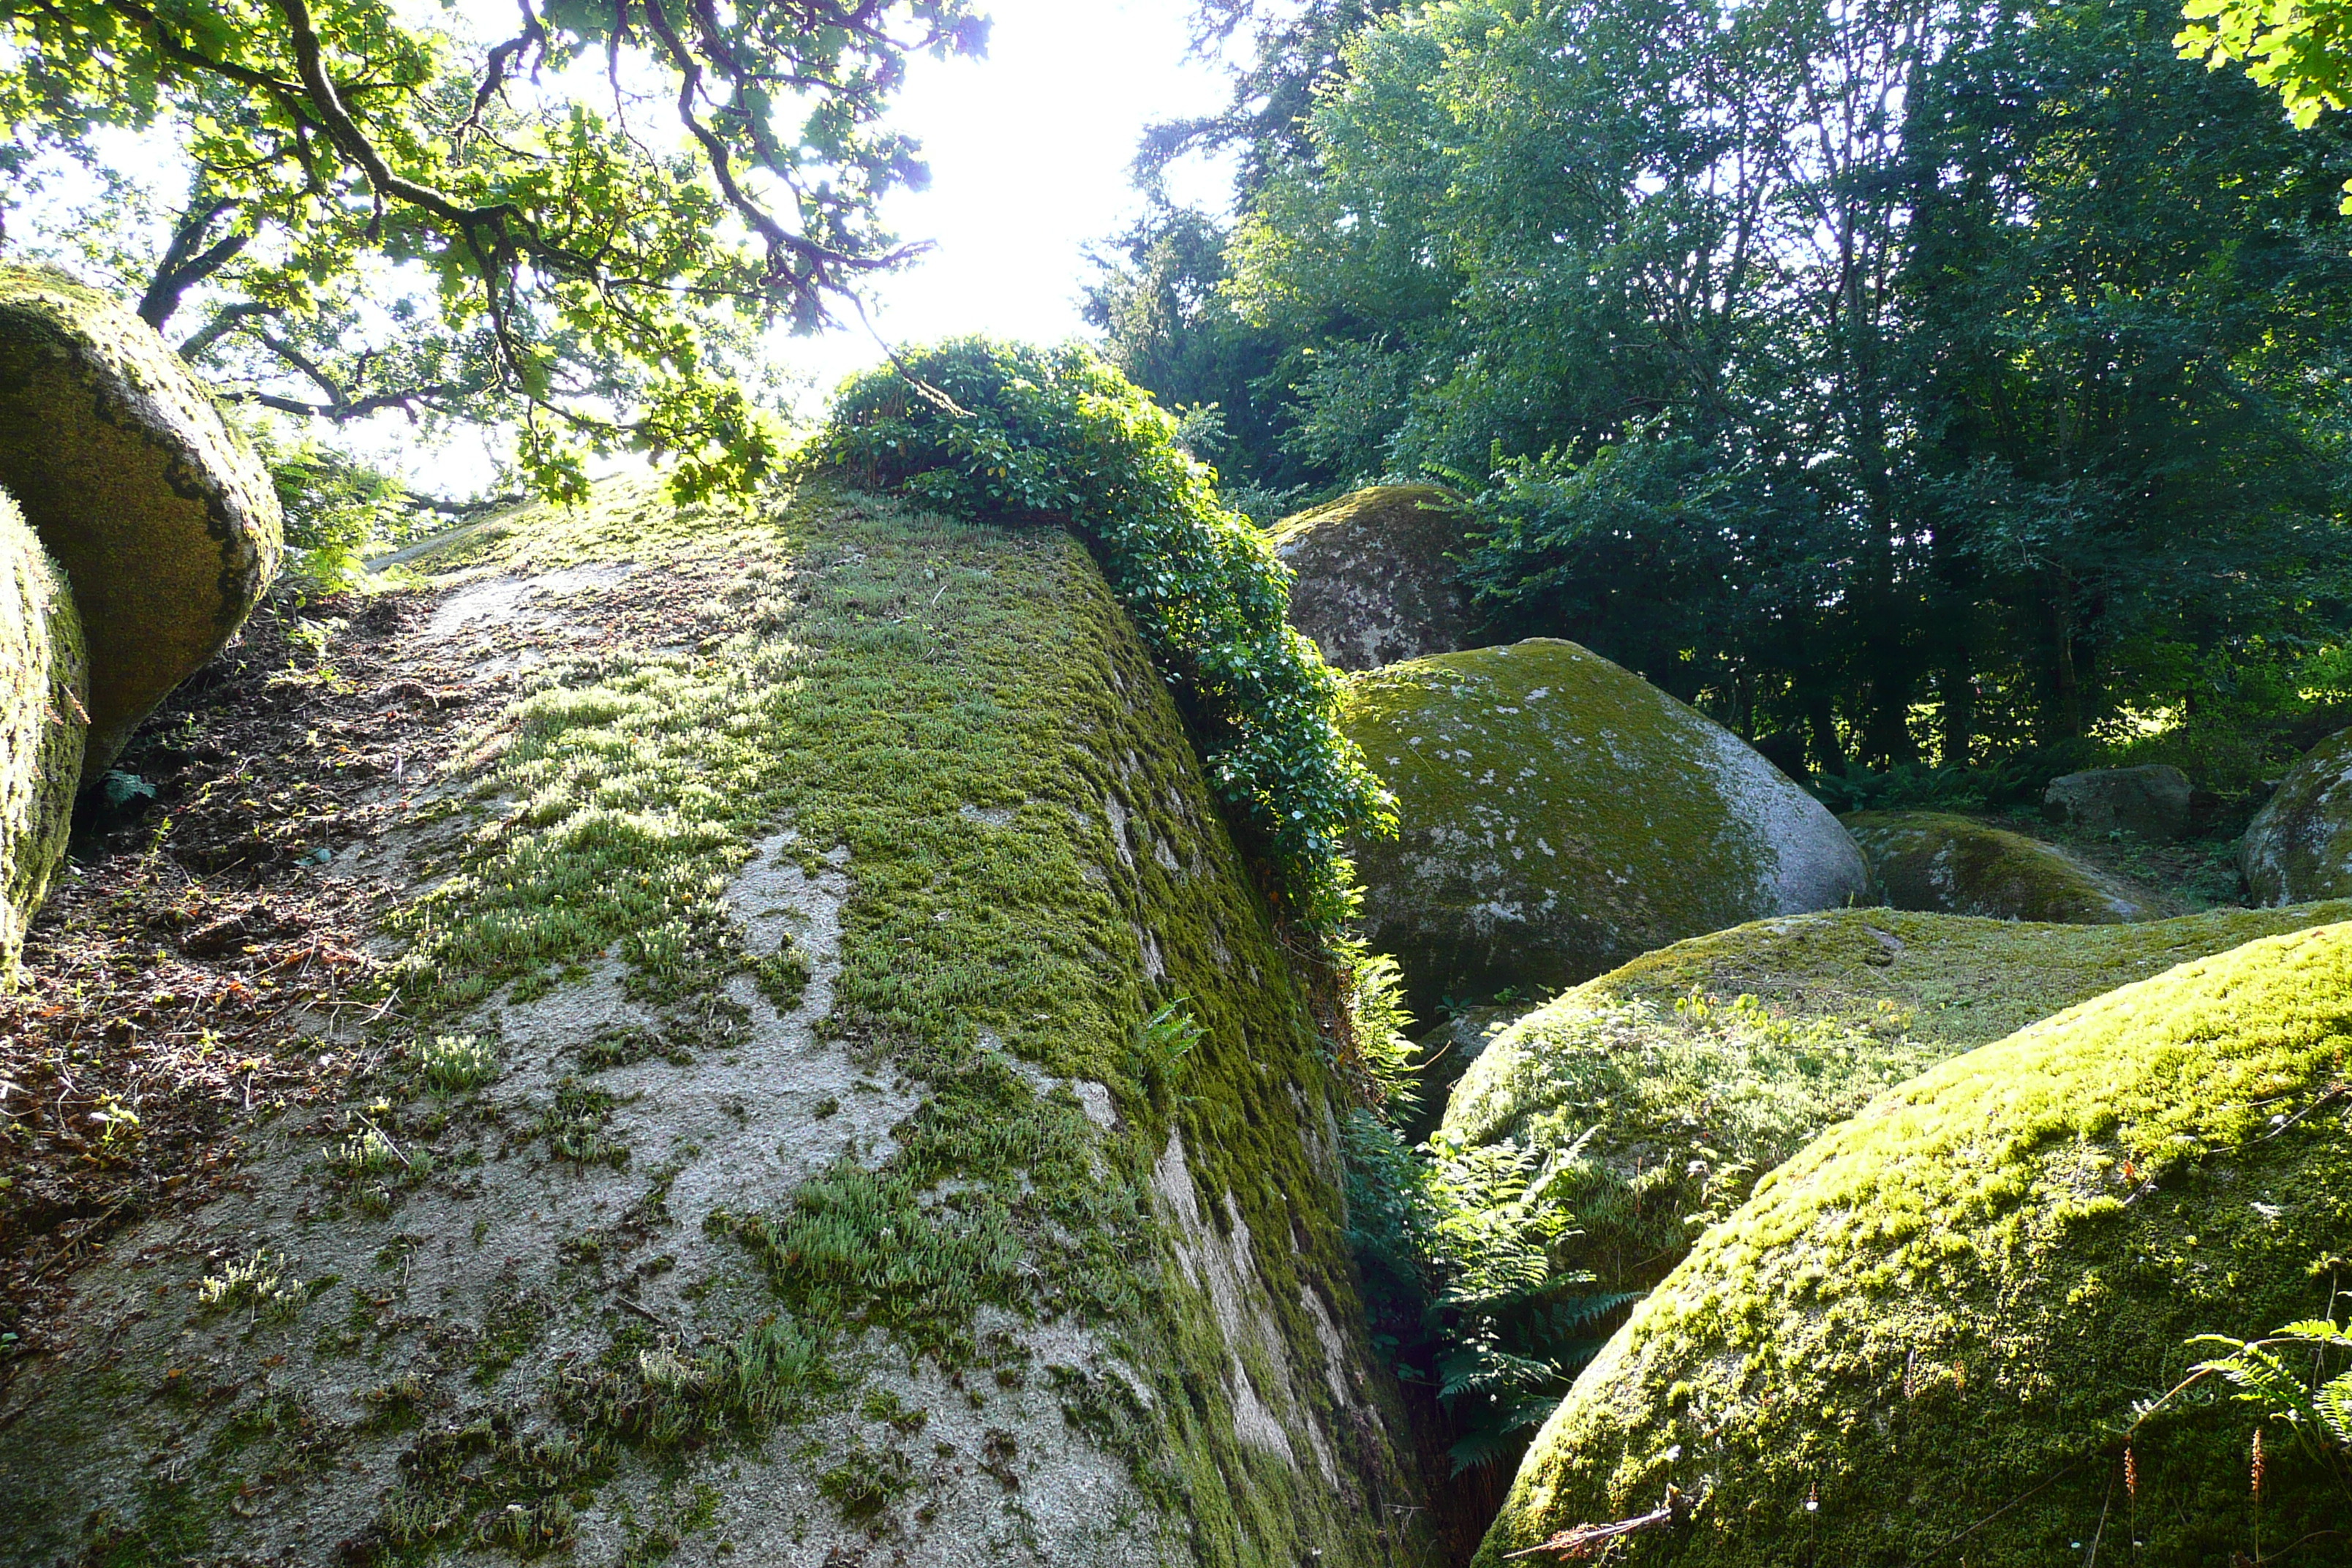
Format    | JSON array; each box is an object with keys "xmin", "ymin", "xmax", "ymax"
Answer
[
  {"xmin": 1476, "ymin": 920, "xmax": 2352, "ymax": 1565},
  {"xmin": 2042, "ymin": 762, "xmax": 2193, "ymax": 839},
  {"xmin": 1440, "ymin": 899, "xmax": 2351, "ymax": 1305},
  {"xmin": 2242, "ymin": 725, "xmax": 2352, "ymax": 905},
  {"xmin": 0, "ymin": 265, "xmax": 282, "ymax": 781},
  {"xmin": 1842, "ymin": 809, "xmax": 2169, "ymax": 922},
  {"xmin": 0, "ymin": 481, "xmax": 1433, "ymax": 1567},
  {"xmin": 0, "ymin": 486, "xmax": 85, "ymax": 984},
  {"xmin": 1343, "ymin": 638, "xmax": 1869, "ymax": 1013},
  {"xmin": 1271, "ymin": 485, "xmax": 1475, "ymax": 671}
]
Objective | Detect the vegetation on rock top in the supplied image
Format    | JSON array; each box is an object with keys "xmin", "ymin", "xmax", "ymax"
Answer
[{"xmin": 812, "ymin": 337, "xmax": 1392, "ymax": 932}]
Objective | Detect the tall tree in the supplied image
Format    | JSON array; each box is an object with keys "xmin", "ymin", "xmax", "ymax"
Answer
[{"xmin": 0, "ymin": 0, "xmax": 986, "ymax": 495}]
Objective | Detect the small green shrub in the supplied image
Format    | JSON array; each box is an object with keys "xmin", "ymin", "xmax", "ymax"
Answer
[
  {"xmin": 415, "ymin": 1033, "xmax": 498, "ymax": 1091},
  {"xmin": 813, "ymin": 339, "xmax": 1392, "ymax": 931}
]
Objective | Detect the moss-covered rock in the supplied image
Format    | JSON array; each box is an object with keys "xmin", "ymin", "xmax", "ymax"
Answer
[
  {"xmin": 1343, "ymin": 639, "xmax": 1869, "ymax": 1011},
  {"xmin": 1843, "ymin": 809, "xmax": 2170, "ymax": 921},
  {"xmin": 0, "ymin": 480, "xmax": 1434, "ymax": 1567},
  {"xmin": 1476, "ymin": 921, "xmax": 2352, "ymax": 1565},
  {"xmin": 2242, "ymin": 725, "xmax": 2352, "ymax": 905},
  {"xmin": 0, "ymin": 486, "xmax": 84, "ymax": 984},
  {"xmin": 2043, "ymin": 762, "xmax": 2193, "ymax": 840},
  {"xmin": 0, "ymin": 265, "xmax": 282, "ymax": 780},
  {"xmin": 1271, "ymin": 485, "xmax": 1476, "ymax": 671},
  {"xmin": 1440, "ymin": 900, "xmax": 2352, "ymax": 1304}
]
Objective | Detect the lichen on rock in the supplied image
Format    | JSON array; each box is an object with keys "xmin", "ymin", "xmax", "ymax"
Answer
[
  {"xmin": 0, "ymin": 478, "xmax": 1432, "ymax": 1567},
  {"xmin": 1474, "ymin": 921, "xmax": 2352, "ymax": 1566},
  {"xmin": 2242, "ymin": 725, "xmax": 2352, "ymax": 905},
  {"xmin": 1842, "ymin": 809, "xmax": 2171, "ymax": 922},
  {"xmin": 1342, "ymin": 638, "xmax": 1869, "ymax": 1013},
  {"xmin": 0, "ymin": 486, "xmax": 84, "ymax": 985},
  {"xmin": 0, "ymin": 265, "xmax": 282, "ymax": 781},
  {"xmin": 1270, "ymin": 485, "xmax": 1477, "ymax": 671}
]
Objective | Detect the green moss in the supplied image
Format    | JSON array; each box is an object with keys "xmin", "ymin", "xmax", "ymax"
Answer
[
  {"xmin": 0, "ymin": 486, "xmax": 83, "ymax": 984},
  {"xmin": 1477, "ymin": 921, "xmax": 2352, "ymax": 1566},
  {"xmin": 0, "ymin": 264, "xmax": 282, "ymax": 777},
  {"xmin": 1844, "ymin": 809, "xmax": 2170, "ymax": 921},
  {"xmin": 1343, "ymin": 638, "xmax": 1864, "ymax": 1013}
]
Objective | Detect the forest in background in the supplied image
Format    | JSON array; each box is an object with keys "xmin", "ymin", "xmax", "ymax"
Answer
[{"xmin": 1092, "ymin": 0, "xmax": 2352, "ymax": 795}]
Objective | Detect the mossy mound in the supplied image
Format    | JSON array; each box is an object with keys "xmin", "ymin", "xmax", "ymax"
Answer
[
  {"xmin": 1343, "ymin": 638, "xmax": 1869, "ymax": 1011},
  {"xmin": 0, "ymin": 480, "xmax": 1433, "ymax": 1566},
  {"xmin": 2242, "ymin": 725, "xmax": 2352, "ymax": 905},
  {"xmin": 1271, "ymin": 484, "xmax": 1476, "ymax": 671},
  {"xmin": 0, "ymin": 265, "xmax": 282, "ymax": 780},
  {"xmin": 1441, "ymin": 900, "xmax": 2352, "ymax": 1303},
  {"xmin": 1476, "ymin": 922, "xmax": 2352, "ymax": 1567},
  {"xmin": 0, "ymin": 486, "xmax": 83, "ymax": 984},
  {"xmin": 1843, "ymin": 809, "xmax": 2171, "ymax": 922}
]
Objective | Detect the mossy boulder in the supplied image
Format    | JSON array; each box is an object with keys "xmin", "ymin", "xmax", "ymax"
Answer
[
  {"xmin": 1476, "ymin": 921, "xmax": 2352, "ymax": 1566},
  {"xmin": 1440, "ymin": 900, "xmax": 2352, "ymax": 1303},
  {"xmin": 0, "ymin": 481, "xmax": 1433, "ymax": 1566},
  {"xmin": 1343, "ymin": 638, "xmax": 1869, "ymax": 1011},
  {"xmin": 0, "ymin": 265, "xmax": 282, "ymax": 780},
  {"xmin": 1842, "ymin": 809, "xmax": 2170, "ymax": 921},
  {"xmin": 2242, "ymin": 725, "xmax": 2352, "ymax": 905},
  {"xmin": 2043, "ymin": 762, "xmax": 2193, "ymax": 839},
  {"xmin": 1271, "ymin": 484, "xmax": 1476, "ymax": 671},
  {"xmin": 0, "ymin": 486, "xmax": 85, "ymax": 984}
]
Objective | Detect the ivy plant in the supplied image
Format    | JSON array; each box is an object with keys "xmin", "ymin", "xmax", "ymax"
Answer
[{"xmin": 812, "ymin": 338, "xmax": 1392, "ymax": 932}]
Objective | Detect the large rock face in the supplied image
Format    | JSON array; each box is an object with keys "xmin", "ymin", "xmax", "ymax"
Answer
[
  {"xmin": 1441, "ymin": 900, "xmax": 2352, "ymax": 1303},
  {"xmin": 0, "ymin": 265, "xmax": 282, "ymax": 780},
  {"xmin": 1842, "ymin": 809, "xmax": 2168, "ymax": 921},
  {"xmin": 1475, "ymin": 921, "xmax": 2352, "ymax": 1566},
  {"xmin": 1271, "ymin": 485, "xmax": 1475, "ymax": 671},
  {"xmin": 0, "ymin": 486, "xmax": 84, "ymax": 983},
  {"xmin": 2242, "ymin": 725, "xmax": 2352, "ymax": 905},
  {"xmin": 1343, "ymin": 638, "xmax": 1869, "ymax": 1011},
  {"xmin": 2043, "ymin": 762, "xmax": 2193, "ymax": 839},
  {"xmin": 0, "ymin": 481, "xmax": 1433, "ymax": 1567}
]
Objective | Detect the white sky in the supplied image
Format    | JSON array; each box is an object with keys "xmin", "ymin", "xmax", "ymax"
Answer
[{"xmin": 783, "ymin": 0, "xmax": 1238, "ymax": 412}]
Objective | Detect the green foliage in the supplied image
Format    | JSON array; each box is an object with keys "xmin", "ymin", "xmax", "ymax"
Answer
[
  {"xmin": 0, "ymin": 0, "xmax": 984, "ymax": 496},
  {"xmin": 241, "ymin": 425, "xmax": 412, "ymax": 594},
  {"xmin": 813, "ymin": 338, "xmax": 1392, "ymax": 930},
  {"xmin": 2180, "ymin": 0, "xmax": 2352, "ymax": 139},
  {"xmin": 1181, "ymin": 0, "xmax": 2352, "ymax": 773},
  {"xmin": 2154, "ymin": 1316, "xmax": 2352, "ymax": 1494}
]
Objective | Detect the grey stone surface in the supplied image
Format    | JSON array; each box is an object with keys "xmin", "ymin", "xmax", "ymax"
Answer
[{"xmin": 2042, "ymin": 764, "xmax": 2193, "ymax": 840}]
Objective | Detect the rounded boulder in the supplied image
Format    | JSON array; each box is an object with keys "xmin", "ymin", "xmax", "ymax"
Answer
[
  {"xmin": 2242, "ymin": 725, "xmax": 2352, "ymax": 905},
  {"xmin": 1343, "ymin": 638, "xmax": 1869, "ymax": 1011},
  {"xmin": 1272, "ymin": 484, "xmax": 1476, "ymax": 671},
  {"xmin": 1477, "ymin": 921, "xmax": 2352, "ymax": 1567},
  {"xmin": 2042, "ymin": 762, "xmax": 2193, "ymax": 839},
  {"xmin": 0, "ymin": 486, "xmax": 86, "ymax": 982},
  {"xmin": 0, "ymin": 265, "xmax": 282, "ymax": 781},
  {"xmin": 1843, "ymin": 809, "xmax": 2168, "ymax": 922}
]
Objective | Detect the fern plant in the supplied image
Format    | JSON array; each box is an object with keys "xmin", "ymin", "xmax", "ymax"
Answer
[{"xmin": 2161, "ymin": 1318, "xmax": 2352, "ymax": 1493}]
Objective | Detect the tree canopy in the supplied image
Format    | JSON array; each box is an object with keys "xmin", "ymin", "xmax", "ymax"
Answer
[{"xmin": 0, "ymin": 0, "xmax": 985, "ymax": 496}]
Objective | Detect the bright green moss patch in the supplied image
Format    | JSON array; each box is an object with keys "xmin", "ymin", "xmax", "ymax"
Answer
[
  {"xmin": 1341, "ymin": 638, "xmax": 1865, "ymax": 1014},
  {"xmin": 1844, "ymin": 808, "xmax": 2171, "ymax": 921},
  {"xmin": 1478, "ymin": 921, "xmax": 2352, "ymax": 1566}
]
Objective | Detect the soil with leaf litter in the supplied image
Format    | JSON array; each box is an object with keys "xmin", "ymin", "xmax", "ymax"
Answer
[{"xmin": 0, "ymin": 589, "xmax": 467, "ymax": 1375}]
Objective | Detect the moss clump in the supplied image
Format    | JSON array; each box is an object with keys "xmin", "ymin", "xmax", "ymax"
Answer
[
  {"xmin": 1477, "ymin": 921, "xmax": 2352, "ymax": 1566},
  {"xmin": 1269, "ymin": 484, "xmax": 1477, "ymax": 672},
  {"xmin": 2242, "ymin": 725, "xmax": 2352, "ymax": 905},
  {"xmin": 1844, "ymin": 809, "xmax": 2170, "ymax": 921},
  {"xmin": 0, "ymin": 265, "xmax": 282, "ymax": 779},
  {"xmin": 1343, "ymin": 638, "xmax": 1867, "ymax": 1014},
  {"xmin": 0, "ymin": 485, "xmax": 83, "ymax": 984}
]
